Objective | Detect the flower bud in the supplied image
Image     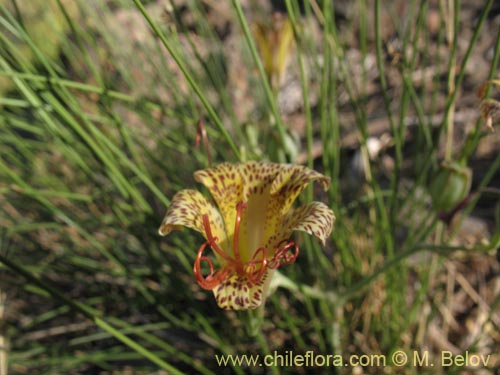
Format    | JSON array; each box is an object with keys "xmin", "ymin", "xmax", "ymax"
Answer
[{"xmin": 429, "ymin": 161, "xmax": 472, "ymax": 212}]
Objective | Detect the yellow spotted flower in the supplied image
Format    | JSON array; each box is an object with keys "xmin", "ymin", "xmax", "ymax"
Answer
[{"xmin": 159, "ymin": 162, "xmax": 335, "ymax": 310}]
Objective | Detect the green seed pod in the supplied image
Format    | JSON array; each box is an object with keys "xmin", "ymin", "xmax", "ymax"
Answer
[{"xmin": 429, "ymin": 161, "xmax": 472, "ymax": 212}]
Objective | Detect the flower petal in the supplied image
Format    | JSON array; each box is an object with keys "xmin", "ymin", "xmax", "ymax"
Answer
[
  {"xmin": 270, "ymin": 164, "xmax": 330, "ymax": 214},
  {"xmin": 158, "ymin": 189, "xmax": 227, "ymax": 248},
  {"xmin": 237, "ymin": 162, "xmax": 331, "ymax": 255},
  {"xmin": 266, "ymin": 164, "xmax": 331, "ymax": 250},
  {"xmin": 237, "ymin": 162, "xmax": 287, "ymax": 260},
  {"xmin": 213, "ymin": 270, "xmax": 272, "ymax": 310},
  {"xmin": 238, "ymin": 161, "xmax": 285, "ymax": 199},
  {"xmin": 268, "ymin": 201, "xmax": 335, "ymax": 248},
  {"xmin": 194, "ymin": 162, "xmax": 331, "ymax": 260},
  {"xmin": 193, "ymin": 163, "xmax": 243, "ymax": 244}
]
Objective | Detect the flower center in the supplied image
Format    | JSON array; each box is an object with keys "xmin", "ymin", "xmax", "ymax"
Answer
[{"xmin": 193, "ymin": 202, "xmax": 299, "ymax": 290}]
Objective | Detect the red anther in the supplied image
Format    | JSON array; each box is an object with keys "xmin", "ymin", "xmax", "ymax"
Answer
[{"xmin": 195, "ymin": 119, "xmax": 212, "ymax": 167}]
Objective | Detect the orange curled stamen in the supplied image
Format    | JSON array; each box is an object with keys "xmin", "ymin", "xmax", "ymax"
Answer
[
  {"xmin": 244, "ymin": 246, "xmax": 268, "ymax": 284},
  {"xmin": 193, "ymin": 204, "xmax": 300, "ymax": 290},
  {"xmin": 194, "ymin": 242, "xmax": 230, "ymax": 290},
  {"xmin": 201, "ymin": 215, "xmax": 232, "ymax": 262},
  {"xmin": 193, "ymin": 215, "xmax": 233, "ymax": 290},
  {"xmin": 268, "ymin": 240, "xmax": 299, "ymax": 269}
]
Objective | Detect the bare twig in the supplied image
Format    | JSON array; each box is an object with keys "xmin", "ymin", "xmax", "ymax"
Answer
[{"xmin": 195, "ymin": 119, "xmax": 212, "ymax": 167}]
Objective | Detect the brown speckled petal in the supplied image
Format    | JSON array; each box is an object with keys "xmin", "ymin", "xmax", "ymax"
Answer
[
  {"xmin": 213, "ymin": 269, "xmax": 272, "ymax": 310},
  {"xmin": 158, "ymin": 189, "xmax": 227, "ymax": 250},
  {"xmin": 268, "ymin": 201, "xmax": 335, "ymax": 248},
  {"xmin": 194, "ymin": 163, "xmax": 243, "ymax": 244},
  {"xmin": 265, "ymin": 164, "xmax": 331, "ymax": 251}
]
